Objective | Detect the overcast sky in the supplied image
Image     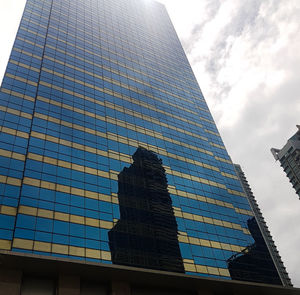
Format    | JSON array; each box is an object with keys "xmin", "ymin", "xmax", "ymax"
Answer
[{"xmin": 0, "ymin": 0, "xmax": 300, "ymax": 287}]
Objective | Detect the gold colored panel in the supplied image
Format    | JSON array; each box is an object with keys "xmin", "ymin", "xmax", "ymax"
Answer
[
  {"xmin": 219, "ymin": 268, "xmax": 230, "ymax": 277},
  {"xmin": 41, "ymin": 180, "xmax": 55, "ymax": 190},
  {"xmin": 19, "ymin": 206, "xmax": 37, "ymax": 216},
  {"xmin": 85, "ymin": 167, "xmax": 97, "ymax": 175},
  {"xmin": 220, "ymin": 243, "xmax": 232, "ymax": 251},
  {"xmin": 1, "ymin": 205, "xmax": 17, "ymax": 216},
  {"xmin": 69, "ymin": 246, "xmax": 85, "ymax": 257},
  {"xmin": 188, "ymin": 237, "xmax": 200, "ymax": 245},
  {"xmin": 13, "ymin": 238, "xmax": 33, "ymax": 250},
  {"xmin": 196, "ymin": 265, "xmax": 208, "ymax": 274},
  {"xmin": 0, "ymin": 149, "xmax": 11, "ymax": 158},
  {"xmin": 85, "ymin": 217, "xmax": 99, "ymax": 227},
  {"xmin": 0, "ymin": 175, "xmax": 7, "ymax": 184},
  {"xmin": 178, "ymin": 235, "xmax": 188, "ymax": 243},
  {"xmin": 12, "ymin": 152, "xmax": 25, "ymax": 161},
  {"xmin": 222, "ymin": 221, "xmax": 232, "ymax": 228},
  {"xmin": 213, "ymin": 219, "xmax": 223, "ymax": 226},
  {"xmin": 85, "ymin": 191, "xmax": 98, "ymax": 200},
  {"xmin": 101, "ymin": 251, "xmax": 111, "ymax": 261},
  {"xmin": 86, "ymin": 248, "xmax": 101, "ymax": 259},
  {"xmin": 232, "ymin": 223, "xmax": 242, "ymax": 230},
  {"xmin": 72, "ymin": 163, "xmax": 84, "ymax": 172},
  {"xmin": 100, "ymin": 220, "xmax": 113, "ymax": 229},
  {"xmin": 54, "ymin": 212, "xmax": 69, "ymax": 222},
  {"xmin": 71, "ymin": 187, "xmax": 85, "ymax": 197},
  {"xmin": 28, "ymin": 153, "xmax": 42, "ymax": 161},
  {"xmin": 207, "ymin": 266, "xmax": 220, "ymax": 276},
  {"xmin": 231, "ymin": 245, "xmax": 242, "ymax": 252},
  {"xmin": 109, "ymin": 172, "xmax": 118, "ymax": 181},
  {"xmin": 184, "ymin": 263, "xmax": 196, "ymax": 272},
  {"xmin": 16, "ymin": 130, "xmax": 29, "ymax": 139},
  {"xmin": 193, "ymin": 215, "xmax": 203, "ymax": 222},
  {"xmin": 34, "ymin": 241, "xmax": 51, "ymax": 252},
  {"xmin": 203, "ymin": 217, "xmax": 213, "ymax": 224},
  {"xmin": 111, "ymin": 197, "xmax": 119, "ymax": 204},
  {"xmin": 44, "ymin": 156, "xmax": 57, "ymax": 165},
  {"xmin": 52, "ymin": 244, "xmax": 68, "ymax": 255},
  {"xmin": 210, "ymin": 241, "xmax": 221, "ymax": 249},
  {"xmin": 6, "ymin": 177, "xmax": 22, "ymax": 186},
  {"xmin": 97, "ymin": 170, "xmax": 109, "ymax": 178},
  {"xmin": 56, "ymin": 184, "xmax": 70, "ymax": 194},
  {"xmin": 70, "ymin": 215, "xmax": 84, "ymax": 225},
  {"xmin": 200, "ymin": 239, "xmax": 211, "ymax": 247},
  {"xmin": 99, "ymin": 194, "xmax": 111, "ymax": 203},
  {"xmin": 0, "ymin": 239, "xmax": 11, "ymax": 250},
  {"xmin": 38, "ymin": 208, "xmax": 54, "ymax": 219},
  {"xmin": 182, "ymin": 212, "xmax": 193, "ymax": 220}
]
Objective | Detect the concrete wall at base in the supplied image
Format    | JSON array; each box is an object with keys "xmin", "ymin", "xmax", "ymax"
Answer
[{"xmin": 0, "ymin": 269, "xmax": 22, "ymax": 295}]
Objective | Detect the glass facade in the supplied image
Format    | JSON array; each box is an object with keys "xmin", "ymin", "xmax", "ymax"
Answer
[{"xmin": 0, "ymin": 0, "xmax": 284, "ymax": 285}]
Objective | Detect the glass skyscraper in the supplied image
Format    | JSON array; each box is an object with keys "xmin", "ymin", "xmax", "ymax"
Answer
[
  {"xmin": 0, "ymin": 0, "xmax": 290, "ymax": 286},
  {"xmin": 271, "ymin": 126, "xmax": 300, "ymax": 199}
]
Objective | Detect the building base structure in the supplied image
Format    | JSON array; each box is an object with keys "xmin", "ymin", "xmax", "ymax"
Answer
[{"xmin": 0, "ymin": 251, "xmax": 299, "ymax": 295}]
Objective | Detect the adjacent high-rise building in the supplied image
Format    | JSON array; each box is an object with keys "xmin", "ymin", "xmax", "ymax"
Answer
[
  {"xmin": 0, "ymin": 0, "xmax": 295, "ymax": 293},
  {"xmin": 271, "ymin": 126, "xmax": 300, "ymax": 199},
  {"xmin": 234, "ymin": 164, "xmax": 291, "ymax": 286}
]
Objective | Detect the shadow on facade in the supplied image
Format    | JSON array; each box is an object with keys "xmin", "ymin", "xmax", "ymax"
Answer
[
  {"xmin": 227, "ymin": 217, "xmax": 282, "ymax": 285},
  {"xmin": 108, "ymin": 147, "xmax": 184, "ymax": 273}
]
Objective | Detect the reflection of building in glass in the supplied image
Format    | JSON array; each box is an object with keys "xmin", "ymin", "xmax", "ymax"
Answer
[
  {"xmin": 271, "ymin": 125, "xmax": 300, "ymax": 199},
  {"xmin": 227, "ymin": 217, "xmax": 282, "ymax": 285},
  {"xmin": 109, "ymin": 147, "xmax": 184, "ymax": 273},
  {"xmin": 234, "ymin": 164, "xmax": 292, "ymax": 286},
  {"xmin": 0, "ymin": 0, "xmax": 293, "ymax": 290}
]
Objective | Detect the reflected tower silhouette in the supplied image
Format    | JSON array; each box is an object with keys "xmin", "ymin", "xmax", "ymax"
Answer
[
  {"xmin": 108, "ymin": 147, "xmax": 184, "ymax": 273},
  {"xmin": 227, "ymin": 217, "xmax": 282, "ymax": 285}
]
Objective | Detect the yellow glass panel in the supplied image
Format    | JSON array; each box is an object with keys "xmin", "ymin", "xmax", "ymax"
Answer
[
  {"xmin": 184, "ymin": 263, "xmax": 196, "ymax": 272},
  {"xmin": 85, "ymin": 217, "xmax": 99, "ymax": 227},
  {"xmin": 52, "ymin": 244, "xmax": 68, "ymax": 255},
  {"xmin": 200, "ymin": 239, "xmax": 211, "ymax": 247},
  {"xmin": 56, "ymin": 184, "xmax": 70, "ymax": 193},
  {"xmin": 71, "ymin": 187, "xmax": 85, "ymax": 197},
  {"xmin": 38, "ymin": 208, "xmax": 54, "ymax": 219},
  {"xmin": 219, "ymin": 268, "xmax": 230, "ymax": 277},
  {"xmin": 6, "ymin": 177, "xmax": 22, "ymax": 186},
  {"xmin": 69, "ymin": 246, "xmax": 85, "ymax": 257},
  {"xmin": 100, "ymin": 220, "xmax": 113, "ymax": 229},
  {"xmin": 188, "ymin": 237, "xmax": 200, "ymax": 245},
  {"xmin": 41, "ymin": 180, "xmax": 55, "ymax": 190},
  {"xmin": 178, "ymin": 235, "xmax": 188, "ymax": 243},
  {"xmin": 0, "ymin": 239, "xmax": 11, "ymax": 250},
  {"xmin": 13, "ymin": 238, "xmax": 33, "ymax": 250},
  {"xmin": 101, "ymin": 251, "xmax": 111, "ymax": 261},
  {"xmin": 70, "ymin": 215, "xmax": 84, "ymax": 225},
  {"xmin": 210, "ymin": 241, "xmax": 221, "ymax": 249},
  {"xmin": 1, "ymin": 205, "xmax": 17, "ymax": 216},
  {"xmin": 34, "ymin": 241, "xmax": 51, "ymax": 252},
  {"xmin": 196, "ymin": 265, "xmax": 208, "ymax": 274},
  {"xmin": 54, "ymin": 212, "xmax": 69, "ymax": 222},
  {"xmin": 86, "ymin": 249, "xmax": 101, "ymax": 259},
  {"xmin": 207, "ymin": 267, "xmax": 219, "ymax": 276},
  {"xmin": 19, "ymin": 206, "xmax": 37, "ymax": 216}
]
